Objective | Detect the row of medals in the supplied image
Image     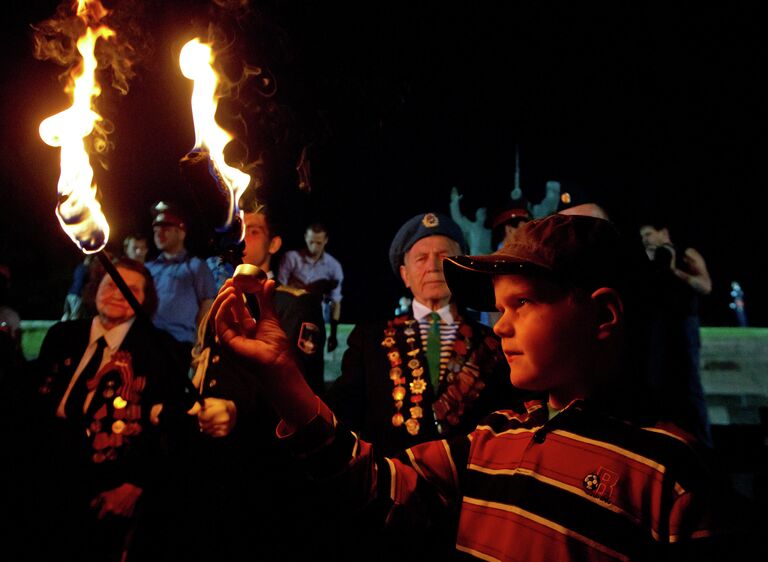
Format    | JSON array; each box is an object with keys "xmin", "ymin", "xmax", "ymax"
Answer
[{"xmin": 382, "ymin": 320, "xmax": 427, "ymax": 436}]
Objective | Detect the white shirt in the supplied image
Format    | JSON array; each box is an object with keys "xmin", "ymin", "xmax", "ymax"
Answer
[
  {"xmin": 411, "ymin": 300, "xmax": 455, "ymax": 325},
  {"xmin": 56, "ymin": 316, "xmax": 135, "ymax": 418}
]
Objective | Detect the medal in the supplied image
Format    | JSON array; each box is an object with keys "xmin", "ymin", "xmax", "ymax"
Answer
[
  {"xmin": 405, "ymin": 418, "xmax": 420, "ymax": 435},
  {"xmin": 407, "ymin": 358, "xmax": 420, "ymax": 370},
  {"xmin": 409, "ymin": 379, "xmax": 427, "ymax": 394},
  {"xmin": 392, "ymin": 413, "xmax": 404, "ymax": 427},
  {"xmin": 392, "ymin": 386, "xmax": 406, "ymax": 401}
]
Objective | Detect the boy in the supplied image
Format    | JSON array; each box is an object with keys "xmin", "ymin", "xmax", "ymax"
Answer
[{"xmin": 211, "ymin": 214, "xmax": 723, "ymax": 561}]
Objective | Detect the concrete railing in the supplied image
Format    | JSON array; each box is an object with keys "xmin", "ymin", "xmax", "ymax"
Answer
[{"xmin": 20, "ymin": 321, "xmax": 768, "ymax": 424}]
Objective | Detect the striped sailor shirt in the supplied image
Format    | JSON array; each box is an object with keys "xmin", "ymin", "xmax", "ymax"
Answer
[
  {"xmin": 413, "ymin": 300, "xmax": 459, "ymax": 378},
  {"xmin": 282, "ymin": 398, "xmax": 722, "ymax": 562}
]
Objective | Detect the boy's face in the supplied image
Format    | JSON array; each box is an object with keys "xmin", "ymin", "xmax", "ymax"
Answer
[{"xmin": 492, "ymin": 274, "xmax": 597, "ymax": 408}]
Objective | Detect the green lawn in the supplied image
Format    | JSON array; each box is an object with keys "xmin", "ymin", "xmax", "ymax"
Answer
[
  {"xmin": 20, "ymin": 321, "xmax": 766, "ymax": 380},
  {"xmin": 19, "ymin": 320, "xmax": 356, "ymax": 380}
]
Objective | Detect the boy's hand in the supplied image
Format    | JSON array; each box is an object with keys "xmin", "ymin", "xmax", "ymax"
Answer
[
  {"xmin": 211, "ymin": 278, "xmax": 320, "ymax": 429},
  {"xmin": 212, "ymin": 278, "xmax": 292, "ymax": 369}
]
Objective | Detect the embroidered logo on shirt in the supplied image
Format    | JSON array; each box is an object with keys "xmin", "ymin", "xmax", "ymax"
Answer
[{"xmin": 583, "ymin": 466, "xmax": 619, "ymax": 503}]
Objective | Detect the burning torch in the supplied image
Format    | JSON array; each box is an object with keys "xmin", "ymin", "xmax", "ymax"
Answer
[
  {"xmin": 177, "ymin": 38, "xmax": 253, "ymax": 270},
  {"xmin": 37, "ymin": 0, "xmax": 200, "ymax": 402},
  {"xmin": 176, "ymin": 37, "xmax": 266, "ymax": 310}
]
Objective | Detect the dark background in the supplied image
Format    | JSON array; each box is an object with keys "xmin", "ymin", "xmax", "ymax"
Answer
[{"xmin": 1, "ymin": 1, "xmax": 765, "ymax": 326}]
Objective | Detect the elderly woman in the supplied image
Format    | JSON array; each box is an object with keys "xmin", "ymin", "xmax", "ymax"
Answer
[{"xmin": 17, "ymin": 257, "xmax": 188, "ymax": 562}]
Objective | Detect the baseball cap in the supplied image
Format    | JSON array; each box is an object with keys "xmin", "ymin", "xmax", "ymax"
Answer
[
  {"xmin": 389, "ymin": 212, "xmax": 468, "ymax": 274},
  {"xmin": 443, "ymin": 214, "xmax": 644, "ymax": 311}
]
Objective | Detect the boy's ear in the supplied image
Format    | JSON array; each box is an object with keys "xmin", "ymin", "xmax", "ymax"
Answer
[{"xmin": 590, "ymin": 287, "xmax": 624, "ymax": 341}]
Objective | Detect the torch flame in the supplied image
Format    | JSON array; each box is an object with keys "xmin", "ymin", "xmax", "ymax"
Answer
[
  {"xmin": 38, "ymin": 1, "xmax": 114, "ymax": 253},
  {"xmin": 179, "ymin": 38, "xmax": 251, "ymax": 238}
]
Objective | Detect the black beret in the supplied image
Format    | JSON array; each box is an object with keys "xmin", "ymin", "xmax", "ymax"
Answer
[{"xmin": 389, "ymin": 212, "xmax": 468, "ymax": 274}]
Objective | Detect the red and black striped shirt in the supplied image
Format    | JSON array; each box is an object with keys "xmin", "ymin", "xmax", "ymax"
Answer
[{"xmin": 282, "ymin": 398, "xmax": 722, "ymax": 561}]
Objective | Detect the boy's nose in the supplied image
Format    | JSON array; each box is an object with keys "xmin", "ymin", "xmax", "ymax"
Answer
[{"xmin": 493, "ymin": 314, "xmax": 513, "ymax": 338}]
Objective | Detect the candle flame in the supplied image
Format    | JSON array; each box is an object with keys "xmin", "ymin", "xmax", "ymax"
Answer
[
  {"xmin": 180, "ymin": 38, "xmax": 251, "ymax": 239},
  {"xmin": 38, "ymin": 1, "xmax": 114, "ymax": 253}
]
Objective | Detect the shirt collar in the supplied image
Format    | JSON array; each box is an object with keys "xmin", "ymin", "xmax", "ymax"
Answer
[
  {"xmin": 412, "ymin": 300, "xmax": 455, "ymax": 324},
  {"xmin": 90, "ymin": 316, "xmax": 136, "ymax": 350},
  {"xmin": 157, "ymin": 249, "xmax": 189, "ymax": 263},
  {"xmin": 300, "ymin": 249, "xmax": 326, "ymax": 264}
]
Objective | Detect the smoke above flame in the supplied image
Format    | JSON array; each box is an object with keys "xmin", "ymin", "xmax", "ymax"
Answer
[{"xmin": 34, "ymin": 0, "xmax": 141, "ymax": 253}]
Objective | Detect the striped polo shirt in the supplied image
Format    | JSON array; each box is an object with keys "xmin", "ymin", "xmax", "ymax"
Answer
[{"xmin": 283, "ymin": 398, "xmax": 721, "ymax": 562}]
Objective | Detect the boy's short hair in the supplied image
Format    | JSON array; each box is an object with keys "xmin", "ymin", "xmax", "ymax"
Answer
[{"xmin": 444, "ymin": 214, "xmax": 647, "ymax": 311}]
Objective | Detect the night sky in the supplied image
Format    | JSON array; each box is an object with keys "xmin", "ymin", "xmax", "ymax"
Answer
[{"xmin": 1, "ymin": 1, "xmax": 766, "ymax": 326}]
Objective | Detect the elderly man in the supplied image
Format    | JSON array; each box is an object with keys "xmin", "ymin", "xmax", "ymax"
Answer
[
  {"xmin": 316, "ymin": 212, "xmax": 521, "ymax": 560},
  {"xmin": 326, "ymin": 212, "xmax": 518, "ymax": 454},
  {"xmin": 145, "ymin": 201, "xmax": 217, "ymax": 359}
]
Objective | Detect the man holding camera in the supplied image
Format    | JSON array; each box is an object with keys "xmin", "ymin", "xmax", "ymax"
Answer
[{"xmin": 640, "ymin": 221, "xmax": 713, "ymax": 447}]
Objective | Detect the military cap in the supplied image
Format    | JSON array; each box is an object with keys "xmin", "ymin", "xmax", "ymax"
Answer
[
  {"xmin": 491, "ymin": 205, "xmax": 531, "ymax": 230},
  {"xmin": 389, "ymin": 212, "xmax": 468, "ymax": 274},
  {"xmin": 151, "ymin": 201, "xmax": 186, "ymax": 229}
]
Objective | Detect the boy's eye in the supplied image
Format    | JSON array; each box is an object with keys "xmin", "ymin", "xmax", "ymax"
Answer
[{"xmin": 517, "ymin": 298, "xmax": 530, "ymax": 306}]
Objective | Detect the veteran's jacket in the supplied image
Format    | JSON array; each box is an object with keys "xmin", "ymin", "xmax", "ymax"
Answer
[
  {"xmin": 325, "ymin": 311, "xmax": 523, "ymax": 456},
  {"xmin": 29, "ymin": 318, "xmax": 187, "ymax": 494}
]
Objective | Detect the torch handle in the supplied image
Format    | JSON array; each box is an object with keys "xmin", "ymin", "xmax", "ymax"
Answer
[{"xmin": 95, "ymin": 250, "xmax": 203, "ymax": 406}]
